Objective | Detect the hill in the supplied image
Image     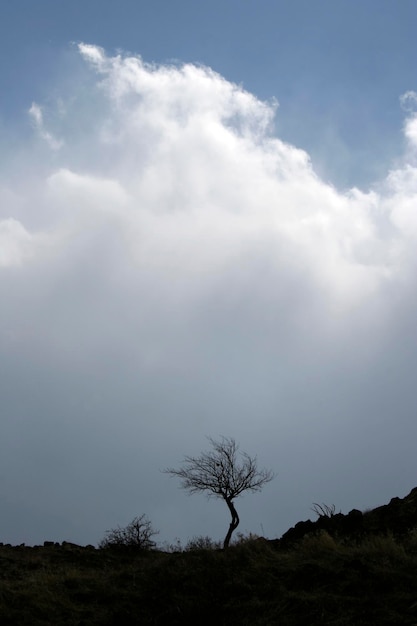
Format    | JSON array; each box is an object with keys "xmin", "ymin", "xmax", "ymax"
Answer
[{"xmin": 1, "ymin": 487, "xmax": 417, "ymax": 624}]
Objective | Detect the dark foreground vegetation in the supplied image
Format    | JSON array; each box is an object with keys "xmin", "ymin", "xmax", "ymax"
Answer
[{"xmin": 1, "ymin": 487, "xmax": 417, "ymax": 625}]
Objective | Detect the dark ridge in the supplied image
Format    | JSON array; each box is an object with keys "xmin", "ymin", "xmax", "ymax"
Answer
[
  {"xmin": 1, "ymin": 487, "xmax": 417, "ymax": 625},
  {"xmin": 279, "ymin": 486, "xmax": 417, "ymax": 547}
]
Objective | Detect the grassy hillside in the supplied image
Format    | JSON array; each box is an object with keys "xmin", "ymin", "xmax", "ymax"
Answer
[{"xmin": 1, "ymin": 488, "xmax": 417, "ymax": 625}]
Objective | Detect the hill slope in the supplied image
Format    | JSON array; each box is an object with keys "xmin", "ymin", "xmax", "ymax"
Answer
[{"xmin": 1, "ymin": 487, "xmax": 417, "ymax": 625}]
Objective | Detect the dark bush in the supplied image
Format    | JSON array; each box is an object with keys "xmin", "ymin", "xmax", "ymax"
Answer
[{"xmin": 99, "ymin": 514, "xmax": 158, "ymax": 550}]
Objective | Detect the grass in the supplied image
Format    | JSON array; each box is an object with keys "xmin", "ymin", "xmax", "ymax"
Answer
[{"xmin": 1, "ymin": 531, "xmax": 417, "ymax": 624}]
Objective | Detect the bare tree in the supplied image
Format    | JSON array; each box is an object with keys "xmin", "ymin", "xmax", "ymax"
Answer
[{"xmin": 164, "ymin": 437, "xmax": 275, "ymax": 548}]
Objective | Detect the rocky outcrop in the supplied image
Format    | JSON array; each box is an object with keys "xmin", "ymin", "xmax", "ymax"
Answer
[{"xmin": 280, "ymin": 486, "xmax": 417, "ymax": 547}]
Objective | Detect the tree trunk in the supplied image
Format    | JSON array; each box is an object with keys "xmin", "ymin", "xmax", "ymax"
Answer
[{"xmin": 223, "ymin": 498, "xmax": 240, "ymax": 548}]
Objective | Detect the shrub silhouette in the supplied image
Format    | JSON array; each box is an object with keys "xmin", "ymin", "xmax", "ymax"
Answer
[{"xmin": 99, "ymin": 514, "xmax": 158, "ymax": 550}]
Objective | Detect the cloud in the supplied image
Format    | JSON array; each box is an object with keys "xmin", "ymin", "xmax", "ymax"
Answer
[
  {"xmin": 29, "ymin": 102, "xmax": 63, "ymax": 150},
  {"xmin": 0, "ymin": 218, "xmax": 32, "ymax": 267},
  {"xmin": 1, "ymin": 45, "xmax": 417, "ymax": 545},
  {"xmin": 400, "ymin": 90, "xmax": 417, "ymax": 113},
  {"xmin": 399, "ymin": 92, "xmax": 417, "ymax": 153}
]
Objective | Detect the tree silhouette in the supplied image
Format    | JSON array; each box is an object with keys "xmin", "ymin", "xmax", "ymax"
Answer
[{"xmin": 165, "ymin": 436, "xmax": 275, "ymax": 548}]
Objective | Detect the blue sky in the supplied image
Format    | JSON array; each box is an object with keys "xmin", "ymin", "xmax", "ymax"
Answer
[{"xmin": 1, "ymin": 2, "xmax": 417, "ymax": 547}]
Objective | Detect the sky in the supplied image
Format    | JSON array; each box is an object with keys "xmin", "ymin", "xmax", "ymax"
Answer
[{"xmin": 1, "ymin": 1, "xmax": 417, "ymax": 547}]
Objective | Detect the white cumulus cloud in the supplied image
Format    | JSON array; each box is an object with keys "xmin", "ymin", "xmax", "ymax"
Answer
[{"xmin": 1, "ymin": 45, "xmax": 417, "ymax": 546}]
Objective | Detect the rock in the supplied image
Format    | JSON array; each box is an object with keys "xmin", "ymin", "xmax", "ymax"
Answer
[{"xmin": 279, "ymin": 487, "xmax": 417, "ymax": 546}]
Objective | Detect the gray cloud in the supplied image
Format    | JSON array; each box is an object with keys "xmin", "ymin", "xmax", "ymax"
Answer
[{"xmin": 1, "ymin": 46, "xmax": 417, "ymax": 545}]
